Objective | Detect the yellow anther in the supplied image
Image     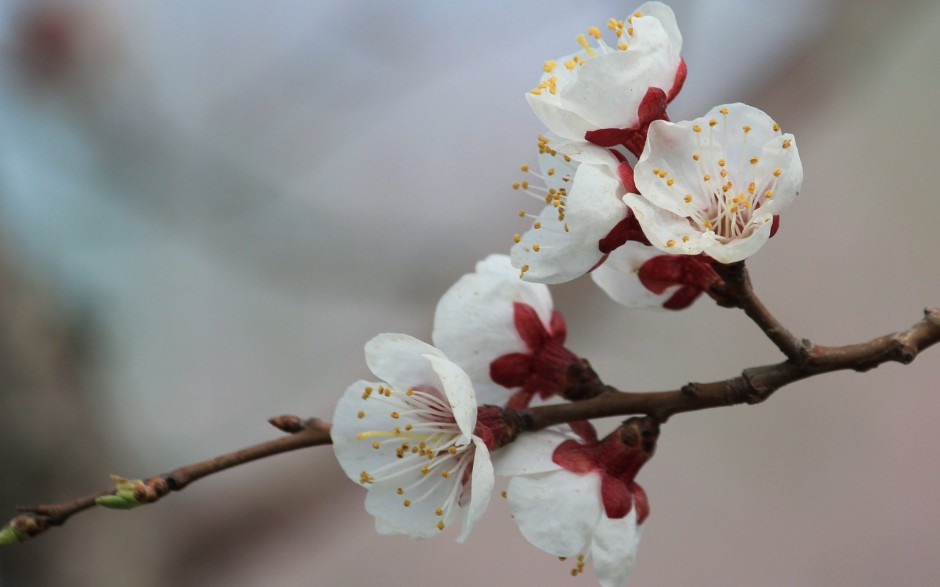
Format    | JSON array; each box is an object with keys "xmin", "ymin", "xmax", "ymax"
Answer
[
  {"xmin": 772, "ymin": 122, "xmax": 781, "ymax": 132},
  {"xmin": 692, "ymin": 153, "xmax": 700, "ymax": 160},
  {"xmin": 521, "ymin": 180, "xmax": 529, "ymax": 189},
  {"xmin": 748, "ymin": 181, "xmax": 756, "ymax": 194},
  {"xmin": 704, "ymin": 219, "xmax": 713, "ymax": 229},
  {"xmin": 658, "ymin": 170, "xmax": 668, "ymax": 178},
  {"xmin": 543, "ymin": 60, "xmax": 557, "ymax": 73},
  {"xmin": 666, "ymin": 239, "xmax": 676, "ymax": 247},
  {"xmin": 652, "ymin": 167, "xmax": 660, "ymax": 174},
  {"xmin": 743, "ymin": 200, "xmax": 752, "ymax": 208},
  {"xmin": 564, "ymin": 59, "xmax": 577, "ymax": 70},
  {"xmin": 396, "ymin": 487, "xmax": 404, "ymax": 495},
  {"xmin": 563, "ymin": 154, "xmax": 572, "ymax": 162},
  {"xmin": 501, "ymin": 490, "xmax": 508, "ymax": 498},
  {"xmin": 547, "ymin": 168, "xmax": 555, "ymax": 176},
  {"xmin": 436, "ymin": 507, "xmax": 444, "ymax": 516},
  {"xmin": 518, "ymin": 210, "xmax": 526, "ymax": 217},
  {"xmin": 564, "ymin": 223, "xmax": 570, "ymax": 232},
  {"xmin": 512, "ymin": 182, "xmax": 520, "ymax": 190},
  {"xmin": 627, "ymin": 26, "xmax": 635, "ymax": 35},
  {"xmin": 513, "ymin": 233, "xmax": 521, "ymax": 243},
  {"xmin": 372, "ymin": 441, "xmax": 380, "ymax": 449},
  {"xmin": 441, "ymin": 470, "xmax": 450, "ymax": 478},
  {"xmin": 448, "ymin": 446, "xmax": 458, "ymax": 455},
  {"xmin": 520, "ymin": 164, "xmax": 529, "ymax": 172},
  {"xmin": 718, "ymin": 158, "xmax": 726, "ymax": 166},
  {"xmin": 703, "ymin": 174, "xmax": 711, "ymax": 181},
  {"xmin": 693, "ymin": 124, "xmax": 702, "ymax": 133},
  {"xmin": 357, "ymin": 410, "xmax": 365, "ymax": 419},
  {"xmin": 403, "ymin": 499, "xmax": 412, "ymax": 507},
  {"xmin": 393, "ymin": 425, "xmax": 401, "ymax": 434},
  {"xmin": 384, "ymin": 388, "xmax": 391, "ymax": 397},
  {"xmin": 362, "ymin": 386, "xmax": 373, "ymax": 399},
  {"xmin": 634, "ymin": 10, "xmax": 643, "ymax": 17},
  {"xmin": 783, "ymin": 139, "xmax": 792, "ymax": 148},
  {"xmin": 733, "ymin": 194, "xmax": 744, "ymax": 203},
  {"xmin": 405, "ymin": 423, "xmax": 413, "ymax": 431},
  {"xmin": 618, "ymin": 41, "xmax": 628, "ymax": 50},
  {"xmin": 360, "ymin": 471, "xmax": 374, "ymax": 484},
  {"xmin": 720, "ymin": 169, "xmax": 728, "ymax": 178},
  {"xmin": 390, "ymin": 411, "xmax": 400, "ymax": 419},
  {"xmin": 719, "ymin": 107, "xmax": 729, "ymax": 115},
  {"xmin": 607, "ymin": 18, "xmax": 618, "ymax": 29},
  {"xmin": 765, "ymin": 190, "xmax": 775, "ymax": 199},
  {"xmin": 588, "ymin": 26, "xmax": 602, "ymax": 39},
  {"xmin": 576, "ymin": 34, "xmax": 596, "ymax": 57},
  {"xmin": 519, "ymin": 265, "xmax": 529, "ymax": 278},
  {"xmin": 773, "ymin": 168, "xmax": 782, "ymax": 177},
  {"xmin": 666, "ymin": 178, "xmax": 675, "ymax": 186},
  {"xmin": 532, "ymin": 244, "xmax": 540, "ymax": 252},
  {"xmin": 750, "ymin": 157, "xmax": 759, "ymax": 165},
  {"xmin": 530, "ymin": 88, "xmax": 542, "ymax": 95},
  {"xmin": 684, "ymin": 194, "xmax": 693, "ymax": 203},
  {"xmin": 682, "ymin": 235, "xmax": 690, "ymax": 242},
  {"xmin": 709, "ymin": 119, "xmax": 718, "ymax": 127},
  {"xmin": 742, "ymin": 125, "xmax": 752, "ymax": 133},
  {"xmin": 437, "ymin": 520, "xmax": 446, "ymax": 531},
  {"xmin": 533, "ymin": 221, "xmax": 542, "ymax": 229},
  {"xmin": 421, "ymin": 465, "xmax": 431, "ymax": 475}
]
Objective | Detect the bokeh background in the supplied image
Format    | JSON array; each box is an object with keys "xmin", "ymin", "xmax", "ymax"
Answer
[{"xmin": 1, "ymin": 0, "xmax": 938, "ymax": 585}]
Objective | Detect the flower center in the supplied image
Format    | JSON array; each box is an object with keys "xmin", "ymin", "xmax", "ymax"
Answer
[{"xmin": 355, "ymin": 384, "xmax": 474, "ymax": 530}]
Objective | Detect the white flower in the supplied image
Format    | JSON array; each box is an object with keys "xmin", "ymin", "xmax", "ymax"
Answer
[
  {"xmin": 623, "ymin": 103, "xmax": 803, "ymax": 263},
  {"xmin": 526, "ymin": 2, "xmax": 684, "ymax": 151},
  {"xmin": 331, "ymin": 333, "xmax": 494, "ymax": 541},
  {"xmin": 510, "ymin": 137, "xmax": 639, "ymax": 284},
  {"xmin": 432, "ymin": 254, "xmax": 581, "ymax": 408},
  {"xmin": 591, "ymin": 241, "xmax": 730, "ymax": 310},
  {"xmin": 499, "ymin": 420, "xmax": 657, "ymax": 587}
]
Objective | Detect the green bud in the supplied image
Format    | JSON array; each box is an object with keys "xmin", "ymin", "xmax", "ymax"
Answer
[
  {"xmin": 0, "ymin": 525, "xmax": 27, "ymax": 545},
  {"xmin": 95, "ymin": 475, "xmax": 145, "ymax": 509}
]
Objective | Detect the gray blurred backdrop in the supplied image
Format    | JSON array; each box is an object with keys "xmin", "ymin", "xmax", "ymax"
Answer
[{"xmin": 0, "ymin": 0, "xmax": 938, "ymax": 585}]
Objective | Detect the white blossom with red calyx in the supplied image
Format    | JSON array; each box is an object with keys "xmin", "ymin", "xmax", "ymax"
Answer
[
  {"xmin": 591, "ymin": 241, "xmax": 733, "ymax": 310},
  {"xmin": 331, "ymin": 334, "xmax": 494, "ymax": 541},
  {"xmin": 526, "ymin": 1, "xmax": 686, "ymax": 157},
  {"xmin": 623, "ymin": 103, "xmax": 803, "ymax": 264},
  {"xmin": 499, "ymin": 418, "xmax": 658, "ymax": 587},
  {"xmin": 433, "ymin": 254, "xmax": 583, "ymax": 410},
  {"xmin": 510, "ymin": 136, "xmax": 647, "ymax": 285}
]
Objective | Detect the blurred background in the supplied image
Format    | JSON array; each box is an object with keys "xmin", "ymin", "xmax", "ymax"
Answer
[{"xmin": 0, "ymin": 0, "xmax": 938, "ymax": 585}]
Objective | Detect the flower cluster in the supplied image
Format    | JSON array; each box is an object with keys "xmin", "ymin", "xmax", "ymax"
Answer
[{"xmin": 333, "ymin": 2, "xmax": 808, "ymax": 585}]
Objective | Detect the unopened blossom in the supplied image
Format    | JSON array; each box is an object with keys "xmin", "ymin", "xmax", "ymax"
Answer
[
  {"xmin": 433, "ymin": 254, "xmax": 593, "ymax": 409},
  {"xmin": 501, "ymin": 418, "xmax": 658, "ymax": 586},
  {"xmin": 331, "ymin": 334, "xmax": 494, "ymax": 541},
  {"xmin": 591, "ymin": 241, "xmax": 732, "ymax": 310},
  {"xmin": 527, "ymin": 1, "xmax": 685, "ymax": 155},
  {"xmin": 511, "ymin": 136, "xmax": 646, "ymax": 284},
  {"xmin": 623, "ymin": 103, "xmax": 802, "ymax": 263}
]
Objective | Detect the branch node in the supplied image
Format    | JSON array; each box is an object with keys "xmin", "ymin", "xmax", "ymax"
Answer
[{"xmin": 680, "ymin": 383, "xmax": 698, "ymax": 398}]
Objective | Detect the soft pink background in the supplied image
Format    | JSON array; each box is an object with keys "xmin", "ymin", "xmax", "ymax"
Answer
[{"xmin": 1, "ymin": 0, "xmax": 938, "ymax": 585}]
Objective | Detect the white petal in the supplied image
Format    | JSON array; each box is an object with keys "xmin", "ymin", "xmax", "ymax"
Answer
[
  {"xmin": 365, "ymin": 473, "xmax": 461, "ymax": 539},
  {"xmin": 622, "ymin": 192, "xmax": 709, "ymax": 255},
  {"xmin": 590, "ymin": 242, "xmax": 675, "ymax": 307},
  {"xmin": 364, "ymin": 334, "xmax": 446, "ymax": 393},
  {"xmin": 527, "ymin": 92, "xmax": 599, "ymax": 141},
  {"xmin": 493, "ymin": 428, "xmax": 573, "ymax": 477},
  {"xmin": 702, "ymin": 213, "xmax": 773, "ymax": 263},
  {"xmin": 457, "ymin": 439, "xmax": 495, "ymax": 543},
  {"xmin": 636, "ymin": 1, "xmax": 682, "ymax": 53},
  {"xmin": 425, "ymin": 353, "xmax": 477, "ymax": 438},
  {"xmin": 331, "ymin": 379, "xmax": 406, "ymax": 485},
  {"xmin": 590, "ymin": 509, "xmax": 642, "ymax": 587},
  {"xmin": 432, "ymin": 254, "xmax": 552, "ymax": 386},
  {"xmin": 507, "ymin": 469, "xmax": 602, "ymax": 556}
]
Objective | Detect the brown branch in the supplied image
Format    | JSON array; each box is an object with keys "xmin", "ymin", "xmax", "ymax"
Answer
[
  {"xmin": 523, "ymin": 307, "xmax": 940, "ymax": 427},
  {"xmin": 5, "ymin": 307, "xmax": 938, "ymax": 545},
  {"xmin": 3, "ymin": 417, "xmax": 331, "ymax": 543},
  {"xmin": 713, "ymin": 261, "xmax": 807, "ymax": 362}
]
